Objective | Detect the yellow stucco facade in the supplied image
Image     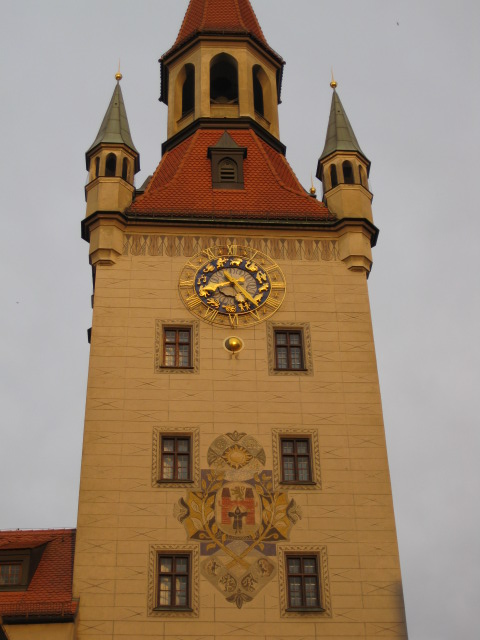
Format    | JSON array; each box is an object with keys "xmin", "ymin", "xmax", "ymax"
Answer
[{"xmin": 72, "ymin": 229, "xmax": 407, "ymax": 638}]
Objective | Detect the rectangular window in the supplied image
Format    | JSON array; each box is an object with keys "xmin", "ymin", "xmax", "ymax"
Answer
[
  {"xmin": 274, "ymin": 330, "xmax": 304, "ymax": 370},
  {"xmin": 0, "ymin": 563, "xmax": 22, "ymax": 586},
  {"xmin": 281, "ymin": 438, "xmax": 312, "ymax": 483},
  {"xmin": 286, "ymin": 555, "xmax": 321, "ymax": 610},
  {"xmin": 157, "ymin": 554, "xmax": 190, "ymax": 609},
  {"xmin": 161, "ymin": 436, "xmax": 191, "ymax": 481},
  {"xmin": 163, "ymin": 328, "xmax": 192, "ymax": 368}
]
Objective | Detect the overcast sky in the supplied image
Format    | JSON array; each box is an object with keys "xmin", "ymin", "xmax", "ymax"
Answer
[{"xmin": 1, "ymin": 1, "xmax": 479, "ymax": 638}]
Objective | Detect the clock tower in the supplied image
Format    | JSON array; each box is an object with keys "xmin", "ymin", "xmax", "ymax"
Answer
[{"xmin": 73, "ymin": 1, "xmax": 408, "ymax": 638}]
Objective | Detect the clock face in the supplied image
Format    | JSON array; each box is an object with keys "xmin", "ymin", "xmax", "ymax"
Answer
[{"xmin": 179, "ymin": 245, "xmax": 286, "ymax": 327}]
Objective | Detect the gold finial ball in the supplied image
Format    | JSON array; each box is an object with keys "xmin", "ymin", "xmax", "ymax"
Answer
[
  {"xmin": 310, "ymin": 186, "xmax": 317, "ymax": 195},
  {"xmin": 330, "ymin": 80, "xmax": 338, "ymax": 89},
  {"xmin": 115, "ymin": 72, "xmax": 123, "ymax": 81},
  {"xmin": 224, "ymin": 336, "xmax": 244, "ymax": 353}
]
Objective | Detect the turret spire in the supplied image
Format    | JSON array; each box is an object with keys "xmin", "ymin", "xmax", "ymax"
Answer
[
  {"xmin": 320, "ymin": 87, "xmax": 368, "ymax": 163},
  {"xmin": 87, "ymin": 79, "xmax": 138, "ymax": 167}
]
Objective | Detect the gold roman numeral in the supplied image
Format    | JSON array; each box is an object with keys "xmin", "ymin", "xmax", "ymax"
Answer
[
  {"xmin": 204, "ymin": 308, "xmax": 219, "ymax": 323},
  {"xmin": 201, "ymin": 247, "xmax": 216, "ymax": 260},
  {"xmin": 271, "ymin": 281, "xmax": 286, "ymax": 290},
  {"xmin": 264, "ymin": 297, "xmax": 281, "ymax": 310},
  {"xmin": 179, "ymin": 279, "xmax": 194, "ymax": 288},
  {"xmin": 228, "ymin": 313, "xmax": 239, "ymax": 327},
  {"xmin": 185, "ymin": 294, "xmax": 201, "ymax": 310}
]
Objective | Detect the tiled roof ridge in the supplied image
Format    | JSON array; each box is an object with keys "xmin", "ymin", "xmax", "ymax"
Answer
[
  {"xmin": 136, "ymin": 131, "xmax": 199, "ymax": 202},
  {"xmin": 252, "ymin": 133, "xmax": 317, "ymax": 203}
]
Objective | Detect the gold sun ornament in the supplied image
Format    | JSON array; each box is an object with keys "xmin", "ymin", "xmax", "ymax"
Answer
[{"xmin": 221, "ymin": 445, "xmax": 253, "ymax": 469}]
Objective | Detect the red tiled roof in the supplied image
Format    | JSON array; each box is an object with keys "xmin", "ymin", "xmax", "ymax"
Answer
[
  {"xmin": 0, "ymin": 529, "xmax": 77, "ymax": 621},
  {"xmin": 128, "ymin": 129, "xmax": 334, "ymax": 222},
  {"xmin": 174, "ymin": 0, "xmax": 268, "ymax": 48}
]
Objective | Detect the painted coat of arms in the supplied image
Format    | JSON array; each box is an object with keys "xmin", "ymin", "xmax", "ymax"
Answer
[{"xmin": 174, "ymin": 431, "xmax": 301, "ymax": 608}]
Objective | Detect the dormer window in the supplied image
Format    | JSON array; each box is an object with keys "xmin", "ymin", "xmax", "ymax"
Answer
[
  {"xmin": 0, "ymin": 562, "xmax": 22, "ymax": 586},
  {"xmin": 208, "ymin": 131, "xmax": 247, "ymax": 190},
  {"xmin": 0, "ymin": 551, "xmax": 33, "ymax": 591}
]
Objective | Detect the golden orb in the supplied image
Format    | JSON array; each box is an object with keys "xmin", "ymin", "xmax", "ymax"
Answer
[
  {"xmin": 330, "ymin": 80, "xmax": 338, "ymax": 89},
  {"xmin": 115, "ymin": 72, "xmax": 123, "ymax": 81},
  {"xmin": 224, "ymin": 336, "xmax": 243, "ymax": 353},
  {"xmin": 310, "ymin": 186, "xmax": 317, "ymax": 195}
]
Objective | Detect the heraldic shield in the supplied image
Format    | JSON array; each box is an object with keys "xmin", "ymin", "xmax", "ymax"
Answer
[{"xmin": 174, "ymin": 432, "xmax": 302, "ymax": 608}]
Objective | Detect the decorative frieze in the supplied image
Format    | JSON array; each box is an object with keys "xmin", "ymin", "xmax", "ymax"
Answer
[{"xmin": 123, "ymin": 234, "xmax": 340, "ymax": 262}]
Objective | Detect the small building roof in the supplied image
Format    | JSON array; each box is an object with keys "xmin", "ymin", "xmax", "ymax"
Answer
[{"xmin": 0, "ymin": 529, "xmax": 77, "ymax": 623}]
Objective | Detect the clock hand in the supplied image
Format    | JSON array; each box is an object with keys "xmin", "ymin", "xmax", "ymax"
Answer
[
  {"xmin": 201, "ymin": 280, "xmax": 231, "ymax": 293},
  {"xmin": 224, "ymin": 271, "xmax": 259, "ymax": 307}
]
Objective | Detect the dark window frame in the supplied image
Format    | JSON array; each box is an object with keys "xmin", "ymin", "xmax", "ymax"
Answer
[
  {"xmin": 163, "ymin": 327, "xmax": 192, "ymax": 369},
  {"xmin": 280, "ymin": 437, "xmax": 313, "ymax": 484},
  {"xmin": 156, "ymin": 553, "xmax": 192, "ymax": 610},
  {"xmin": 159, "ymin": 435, "xmax": 192, "ymax": 483},
  {"xmin": 274, "ymin": 330, "xmax": 305, "ymax": 371},
  {"xmin": 0, "ymin": 561, "xmax": 23, "ymax": 586},
  {"xmin": 286, "ymin": 554, "xmax": 324, "ymax": 611}
]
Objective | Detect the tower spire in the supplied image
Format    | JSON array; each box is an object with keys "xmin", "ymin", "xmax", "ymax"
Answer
[{"xmin": 173, "ymin": 0, "xmax": 270, "ymax": 50}]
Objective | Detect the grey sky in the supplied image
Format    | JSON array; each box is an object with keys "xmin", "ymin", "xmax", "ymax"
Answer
[{"xmin": 1, "ymin": 1, "xmax": 479, "ymax": 638}]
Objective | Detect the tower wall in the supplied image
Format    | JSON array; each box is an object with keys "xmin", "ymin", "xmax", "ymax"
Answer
[{"xmin": 73, "ymin": 227, "xmax": 407, "ymax": 639}]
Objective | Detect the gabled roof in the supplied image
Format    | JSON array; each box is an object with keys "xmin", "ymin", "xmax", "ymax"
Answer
[
  {"xmin": 0, "ymin": 529, "xmax": 77, "ymax": 622},
  {"xmin": 86, "ymin": 82, "xmax": 139, "ymax": 170},
  {"xmin": 127, "ymin": 128, "xmax": 334, "ymax": 223},
  {"xmin": 320, "ymin": 89, "xmax": 369, "ymax": 163}
]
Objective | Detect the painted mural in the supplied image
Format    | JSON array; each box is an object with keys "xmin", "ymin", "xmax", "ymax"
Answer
[{"xmin": 174, "ymin": 431, "xmax": 302, "ymax": 608}]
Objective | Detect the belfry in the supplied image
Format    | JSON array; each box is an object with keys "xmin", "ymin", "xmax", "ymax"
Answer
[{"xmin": 73, "ymin": 0, "xmax": 408, "ymax": 637}]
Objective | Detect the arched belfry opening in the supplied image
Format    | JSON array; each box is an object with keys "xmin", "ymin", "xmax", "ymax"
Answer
[
  {"xmin": 105, "ymin": 153, "xmax": 117, "ymax": 177},
  {"xmin": 342, "ymin": 160, "xmax": 354, "ymax": 184},
  {"xmin": 182, "ymin": 64, "xmax": 195, "ymax": 116},
  {"xmin": 253, "ymin": 67, "xmax": 264, "ymax": 116},
  {"xmin": 210, "ymin": 54, "xmax": 238, "ymax": 104}
]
